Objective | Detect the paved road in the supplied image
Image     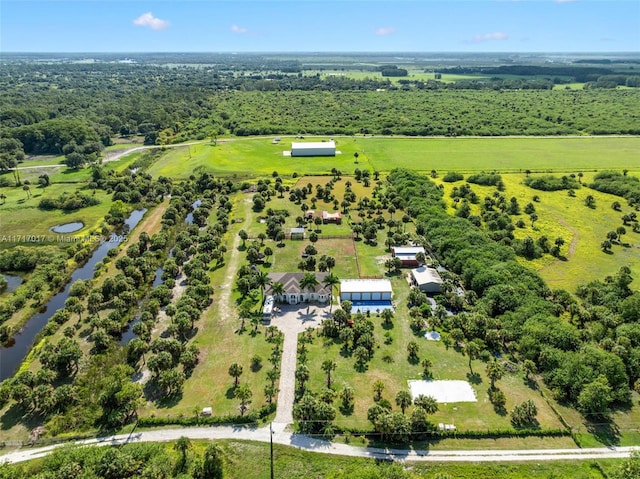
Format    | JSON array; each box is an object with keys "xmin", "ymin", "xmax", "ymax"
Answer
[
  {"xmin": 1, "ymin": 424, "xmax": 637, "ymax": 465},
  {"xmin": 12, "ymin": 142, "xmax": 206, "ymax": 170}
]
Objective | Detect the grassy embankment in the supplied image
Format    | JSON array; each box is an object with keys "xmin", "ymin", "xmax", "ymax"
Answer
[{"xmin": 5, "ymin": 438, "xmax": 626, "ymax": 479}]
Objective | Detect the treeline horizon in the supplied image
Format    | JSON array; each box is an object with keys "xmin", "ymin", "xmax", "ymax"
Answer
[{"xmin": 1, "ymin": 61, "xmax": 639, "ymax": 162}]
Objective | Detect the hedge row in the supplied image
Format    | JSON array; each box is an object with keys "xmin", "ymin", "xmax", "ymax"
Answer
[{"xmin": 136, "ymin": 403, "xmax": 276, "ymax": 428}]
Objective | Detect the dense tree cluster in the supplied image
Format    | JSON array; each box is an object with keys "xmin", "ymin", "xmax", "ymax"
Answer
[
  {"xmin": 38, "ymin": 190, "xmax": 100, "ymax": 211},
  {"xmin": 387, "ymin": 169, "xmax": 637, "ymax": 416},
  {"xmin": 589, "ymin": 170, "xmax": 640, "ymax": 206},
  {"xmin": 523, "ymin": 174, "xmax": 582, "ymax": 191},
  {"xmin": 0, "ymin": 246, "xmax": 69, "ymax": 340}
]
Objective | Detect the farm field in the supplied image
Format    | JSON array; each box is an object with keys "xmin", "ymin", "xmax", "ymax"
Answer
[
  {"xmin": 146, "ymin": 136, "xmax": 640, "ymax": 179},
  {"xmin": 360, "ymin": 136, "xmax": 640, "ymax": 173}
]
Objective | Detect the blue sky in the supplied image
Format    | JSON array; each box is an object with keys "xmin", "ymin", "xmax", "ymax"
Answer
[{"xmin": 1, "ymin": 1, "xmax": 638, "ymax": 52}]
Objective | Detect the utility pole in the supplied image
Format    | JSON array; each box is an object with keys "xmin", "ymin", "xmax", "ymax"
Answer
[{"xmin": 270, "ymin": 422, "xmax": 274, "ymax": 479}]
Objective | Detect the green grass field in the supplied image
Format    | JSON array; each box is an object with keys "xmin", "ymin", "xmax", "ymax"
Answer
[
  {"xmin": 146, "ymin": 136, "xmax": 640, "ymax": 180},
  {"xmin": 0, "ymin": 183, "xmax": 112, "ymax": 237},
  {"xmin": 304, "ymin": 276, "xmax": 567, "ymax": 435},
  {"xmin": 435, "ymin": 171, "xmax": 640, "ymax": 291}
]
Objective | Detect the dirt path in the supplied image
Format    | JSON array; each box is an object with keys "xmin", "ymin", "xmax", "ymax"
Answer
[
  {"xmin": 12, "ymin": 141, "xmax": 206, "ymax": 171},
  {"xmin": 214, "ymin": 197, "xmax": 253, "ymax": 324}
]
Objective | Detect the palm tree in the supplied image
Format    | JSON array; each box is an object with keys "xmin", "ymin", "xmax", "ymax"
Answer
[
  {"xmin": 321, "ymin": 359, "xmax": 337, "ymax": 388},
  {"xmin": 234, "ymin": 384, "xmax": 252, "ymax": 416},
  {"xmin": 373, "ymin": 380, "xmax": 385, "ymax": 402},
  {"xmin": 486, "ymin": 359, "xmax": 505, "ymax": 389},
  {"xmin": 395, "ymin": 390, "xmax": 412, "ymax": 414},
  {"xmin": 299, "ymin": 273, "xmax": 319, "ymax": 305},
  {"xmin": 270, "ymin": 281, "xmax": 285, "ymax": 302},
  {"xmin": 238, "ymin": 229, "xmax": 248, "ymax": 248},
  {"xmin": 255, "ymin": 270, "xmax": 272, "ymax": 302},
  {"xmin": 414, "ymin": 394, "xmax": 439, "ymax": 415},
  {"xmin": 323, "ymin": 272, "xmax": 340, "ymax": 312},
  {"xmin": 228, "ymin": 363, "xmax": 243, "ymax": 388},
  {"xmin": 174, "ymin": 436, "xmax": 191, "ymax": 473},
  {"xmin": 464, "ymin": 341, "xmax": 480, "ymax": 374}
]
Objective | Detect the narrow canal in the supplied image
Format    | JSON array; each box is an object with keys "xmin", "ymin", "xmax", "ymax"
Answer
[{"xmin": 0, "ymin": 209, "xmax": 147, "ymax": 382}]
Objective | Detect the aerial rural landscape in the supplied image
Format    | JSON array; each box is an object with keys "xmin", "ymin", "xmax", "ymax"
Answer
[{"xmin": 1, "ymin": 1, "xmax": 639, "ymax": 478}]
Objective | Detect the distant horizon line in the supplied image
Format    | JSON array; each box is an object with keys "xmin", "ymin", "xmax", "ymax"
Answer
[{"xmin": 3, "ymin": 51, "xmax": 639, "ymax": 55}]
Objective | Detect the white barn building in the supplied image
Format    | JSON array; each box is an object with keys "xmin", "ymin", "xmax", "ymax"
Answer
[
  {"xmin": 291, "ymin": 140, "xmax": 336, "ymax": 157},
  {"xmin": 340, "ymin": 279, "xmax": 393, "ymax": 313}
]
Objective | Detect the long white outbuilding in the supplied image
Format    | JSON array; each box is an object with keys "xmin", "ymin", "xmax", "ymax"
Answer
[
  {"xmin": 340, "ymin": 279, "xmax": 393, "ymax": 301},
  {"xmin": 290, "ymin": 140, "xmax": 336, "ymax": 157}
]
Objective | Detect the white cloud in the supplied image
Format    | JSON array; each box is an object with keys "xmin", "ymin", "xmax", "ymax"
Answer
[
  {"xmin": 471, "ymin": 32, "xmax": 509, "ymax": 43},
  {"xmin": 133, "ymin": 12, "xmax": 170, "ymax": 31},
  {"xmin": 554, "ymin": 0, "xmax": 578, "ymax": 3},
  {"xmin": 375, "ymin": 27, "xmax": 396, "ymax": 36},
  {"xmin": 231, "ymin": 24, "xmax": 248, "ymax": 34}
]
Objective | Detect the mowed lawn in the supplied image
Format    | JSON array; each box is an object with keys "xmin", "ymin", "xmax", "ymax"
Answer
[
  {"xmin": 146, "ymin": 136, "xmax": 640, "ymax": 179},
  {"xmin": 146, "ymin": 138, "xmax": 361, "ymax": 179},
  {"xmin": 304, "ymin": 277, "xmax": 567, "ymax": 434},
  {"xmin": 360, "ymin": 136, "xmax": 640, "ymax": 173}
]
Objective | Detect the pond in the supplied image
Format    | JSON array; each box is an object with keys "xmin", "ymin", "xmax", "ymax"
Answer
[
  {"xmin": 184, "ymin": 198, "xmax": 202, "ymax": 225},
  {"xmin": 50, "ymin": 222, "xmax": 84, "ymax": 233},
  {"xmin": 0, "ymin": 208, "xmax": 147, "ymax": 382},
  {"xmin": 1, "ymin": 274, "xmax": 22, "ymax": 294}
]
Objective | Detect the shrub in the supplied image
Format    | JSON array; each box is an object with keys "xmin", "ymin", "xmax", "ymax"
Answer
[
  {"xmin": 467, "ymin": 173, "xmax": 502, "ymax": 186},
  {"xmin": 442, "ymin": 172, "xmax": 464, "ymax": 183},
  {"xmin": 523, "ymin": 175, "xmax": 580, "ymax": 191}
]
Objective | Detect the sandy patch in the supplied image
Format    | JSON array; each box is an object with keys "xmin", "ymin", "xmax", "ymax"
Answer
[{"xmin": 408, "ymin": 380, "xmax": 477, "ymax": 403}]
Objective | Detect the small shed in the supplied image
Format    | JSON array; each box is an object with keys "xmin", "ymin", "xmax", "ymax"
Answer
[
  {"xmin": 289, "ymin": 227, "xmax": 306, "ymax": 240},
  {"xmin": 202, "ymin": 407, "xmax": 213, "ymax": 416},
  {"xmin": 411, "ymin": 266, "xmax": 443, "ymax": 293},
  {"xmin": 322, "ymin": 211, "xmax": 342, "ymax": 224},
  {"xmin": 291, "ymin": 140, "xmax": 336, "ymax": 157}
]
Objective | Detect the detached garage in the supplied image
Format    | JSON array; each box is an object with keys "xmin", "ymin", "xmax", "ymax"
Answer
[
  {"xmin": 411, "ymin": 266, "xmax": 443, "ymax": 293},
  {"xmin": 340, "ymin": 279, "xmax": 393, "ymax": 313},
  {"xmin": 291, "ymin": 140, "xmax": 336, "ymax": 157}
]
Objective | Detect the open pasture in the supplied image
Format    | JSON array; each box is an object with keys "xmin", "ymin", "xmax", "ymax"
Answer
[
  {"xmin": 435, "ymin": 171, "xmax": 640, "ymax": 291},
  {"xmin": 360, "ymin": 136, "xmax": 640, "ymax": 174},
  {"xmin": 146, "ymin": 136, "xmax": 640, "ymax": 179},
  {"xmin": 0, "ymin": 183, "xmax": 112, "ymax": 237}
]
